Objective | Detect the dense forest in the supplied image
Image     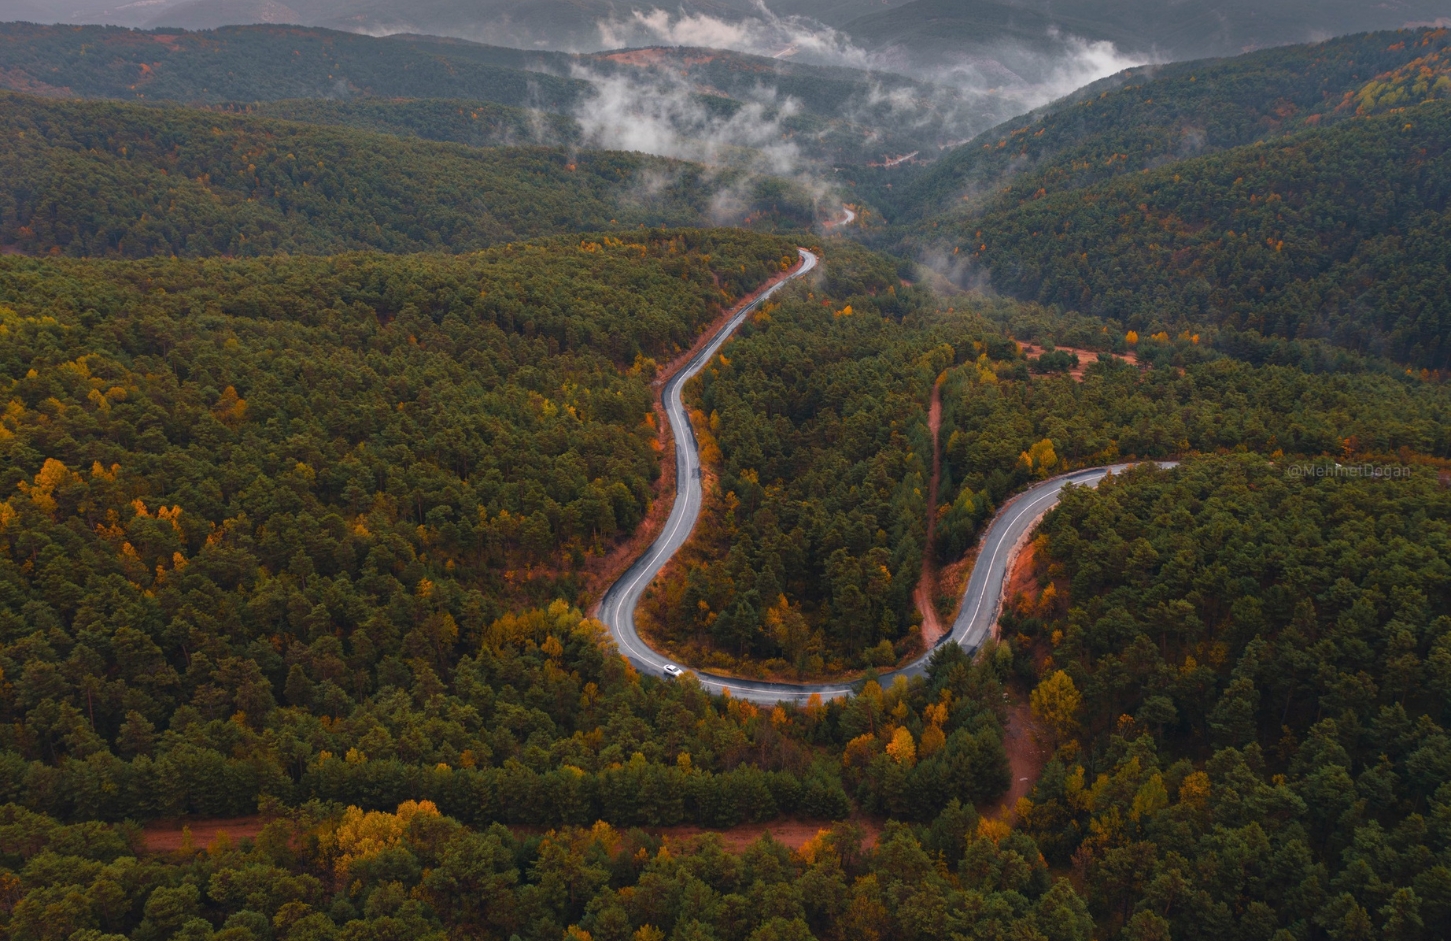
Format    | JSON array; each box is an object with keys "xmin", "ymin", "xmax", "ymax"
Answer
[
  {"xmin": 0, "ymin": 790, "xmax": 1100, "ymax": 941},
  {"xmin": 0, "ymin": 23, "xmax": 587, "ymax": 107},
  {"xmin": 4, "ymin": 9, "xmax": 1451, "ymax": 941},
  {"xmin": 639, "ymin": 239, "xmax": 1451, "ymax": 675},
  {"xmin": 0, "ymin": 233, "xmax": 1104, "ymax": 939},
  {"xmin": 0, "ymin": 93, "xmax": 806, "ymax": 257},
  {"xmin": 1006, "ymin": 455, "xmax": 1451, "ymax": 940},
  {"xmin": 931, "ymin": 99, "xmax": 1451, "ymax": 369},
  {"xmin": 219, "ymin": 98, "xmax": 582, "ymax": 151},
  {"xmin": 637, "ymin": 244, "xmax": 940, "ymax": 675},
  {"xmin": 931, "ymin": 337, "xmax": 1451, "ymax": 556}
]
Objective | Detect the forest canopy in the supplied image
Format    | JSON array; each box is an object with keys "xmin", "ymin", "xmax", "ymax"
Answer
[
  {"xmin": 0, "ymin": 93, "xmax": 810, "ymax": 258},
  {"xmin": 1007, "ymin": 456, "xmax": 1451, "ymax": 940}
]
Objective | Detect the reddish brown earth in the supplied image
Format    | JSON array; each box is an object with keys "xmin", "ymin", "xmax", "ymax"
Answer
[
  {"xmin": 143, "ymin": 815, "xmax": 267, "ymax": 852},
  {"xmin": 998, "ymin": 701, "xmax": 1051, "ymax": 821},
  {"xmin": 994, "ymin": 538, "xmax": 1052, "ymax": 822},
  {"xmin": 584, "ymin": 255, "xmax": 808, "ymax": 615},
  {"xmin": 1001, "ymin": 537, "xmax": 1041, "ymax": 623},
  {"xmin": 915, "ymin": 377, "xmax": 947, "ymax": 648},
  {"xmin": 142, "ymin": 813, "xmax": 879, "ymax": 856},
  {"xmin": 1020, "ymin": 343, "xmax": 1139, "ymax": 381},
  {"xmin": 639, "ymin": 817, "xmax": 881, "ymax": 853},
  {"xmin": 931, "ymin": 546, "xmax": 976, "ymax": 627}
]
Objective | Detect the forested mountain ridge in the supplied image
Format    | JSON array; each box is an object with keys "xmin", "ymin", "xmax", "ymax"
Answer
[
  {"xmin": 219, "ymin": 96, "xmax": 582, "ymax": 150},
  {"xmin": 840, "ymin": 0, "xmax": 1451, "ymax": 70},
  {"xmin": 922, "ymin": 98, "xmax": 1451, "ymax": 369},
  {"xmin": 0, "ymin": 22, "xmax": 588, "ymax": 107},
  {"xmin": 0, "ymin": 22, "xmax": 978, "ymax": 168},
  {"xmin": 0, "ymin": 92, "xmax": 813, "ymax": 257},
  {"xmin": 885, "ymin": 27, "xmax": 1451, "ymax": 222}
]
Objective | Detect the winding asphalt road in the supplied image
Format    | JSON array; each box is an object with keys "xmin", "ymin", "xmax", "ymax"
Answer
[
  {"xmin": 596, "ymin": 253, "xmax": 1171, "ymax": 703},
  {"xmin": 823, "ymin": 206, "xmax": 856, "ymax": 230},
  {"xmin": 596, "ymin": 249, "xmax": 818, "ymax": 694}
]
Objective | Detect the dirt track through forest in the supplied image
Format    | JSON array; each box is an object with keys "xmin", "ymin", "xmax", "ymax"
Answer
[{"xmin": 915, "ymin": 377, "xmax": 946, "ymax": 647}]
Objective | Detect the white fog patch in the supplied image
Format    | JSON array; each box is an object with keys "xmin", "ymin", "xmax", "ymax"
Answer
[
  {"xmin": 598, "ymin": 2, "xmax": 873, "ymax": 66},
  {"xmin": 570, "ymin": 64, "xmax": 803, "ymax": 175},
  {"xmin": 917, "ymin": 243, "xmax": 995, "ymax": 295},
  {"xmin": 593, "ymin": 5, "xmax": 1151, "ymax": 149},
  {"xmin": 917, "ymin": 33, "xmax": 1151, "ymax": 125}
]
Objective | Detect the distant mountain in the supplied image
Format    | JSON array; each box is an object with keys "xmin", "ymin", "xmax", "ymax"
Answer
[
  {"xmin": 147, "ymin": 0, "xmax": 301, "ymax": 29},
  {"xmin": 130, "ymin": 0, "xmax": 762, "ymax": 47},
  {"xmin": 843, "ymin": 0, "xmax": 1451, "ymax": 73},
  {"xmin": 888, "ymin": 27, "xmax": 1451, "ymax": 369},
  {"xmin": 0, "ymin": 22, "xmax": 587, "ymax": 106},
  {"xmin": 884, "ymin": 27, "xmax": 1451, "ymax": 221},
  {"xmin": 47, "ymin": 0, "xmax": 909, "ymax": 52},
  {"xmin": 939, "ymin": 98, "xmax": 1451, "ymax": 369},
  {"xmin": 0, "ymin": 22, "xmax": 983, "ymax": 166}
]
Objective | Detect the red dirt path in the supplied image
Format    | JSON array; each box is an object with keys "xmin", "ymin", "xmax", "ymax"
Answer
[
  {"xmin": 993, "ymin": 539, "xmax": 1052, "ymax": 821},
  {"xmin": 142, "ymin": 814, "xmax": 878, "ymax": 856},
  {"xmin": 998, "ymin": 701, "xmax": 1051, "ymax": 820},
  {"xmin": 915, "ymin": 377, "xmax": 947, "ymax": 647},
  {"xmin": 626, "ymin": 817, "xmax": 880, "ymax": 853},
  {"xmin": 143, "ymin": 815, "xmax": 267, "ymax": 852}
]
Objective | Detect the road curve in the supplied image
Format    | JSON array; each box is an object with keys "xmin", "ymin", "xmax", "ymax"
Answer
[
  {"xmin": 596, "ymin": 249, "xmax": 818, "ymax": 693},
  {"xmin": 596, "ymin": 257, "xmax": 1173, "ymax": 703},
  {"xmin": 822, "ymin": 205, "xmax": 856, "ymax": 230}
]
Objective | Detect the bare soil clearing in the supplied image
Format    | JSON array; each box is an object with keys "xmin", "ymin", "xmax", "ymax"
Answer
[
  {"xmin": 1020, "ymin": 343, "xmax": 1139, "ymax": 381},
  {"xmin": 1002, "ymin": 537, "xmax": 1041, "ymax": 618},
  {"xmin": 143, "ymin": 815, "xmax": 267, "ymax": 852},
  {"xmin": 998, "ymin": 701, "xmax": 1051, "ymax": 820},
  {"xmin": 143, "ymin": 813, "xmax": 879, "ymax": 855},
  {"xmin": 995, "ymin": 537, "xmax": 1053, "ymax": 821},
  {"xmin": 647, "ymin": 817, "xmax": 882, "ymax": 853}
]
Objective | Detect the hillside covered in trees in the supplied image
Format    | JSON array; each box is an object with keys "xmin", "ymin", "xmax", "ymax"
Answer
[
  {"xmin": 0, "ymin": 93, "xmax": 815, "ymax": 257},
  {"xmin": 0, "ymin": 22, "xmax": 588, "ymax": 107},
  {"xmin": 0, "ymin": 232, "xmax": 1110, "ymax": 940},
  {"xmin": 1006, "ymin": 455, "xmax": 1451, "ymax": 940},
  {"xmin": 882, "ymin": 27, "xmax": 1451, "ymax": 222},
  {"xmin": 637, "ymin": 242, "xmax": 1451, "ymax": 676},
  {"xmin": 940, "ymin": 100, "xmax": 1451, "ymax": 370},
  {"xmin": 881, "ymin": 28, "xmax": 1451, "ymax": 373}
]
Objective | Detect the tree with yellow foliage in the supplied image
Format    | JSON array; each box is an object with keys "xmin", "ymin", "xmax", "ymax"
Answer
[
  {"xmin": 323, "ymin": 800, "xmax": 442, "ymax": 879},
  {"xmin": 886, "ymin": 726, "xmax": 917, "ymax": 767},
  {"xmin": 1030, "ymin": 670, "xmax": 1081, "ymax": 740},
  {"xmin": 1018, "ymin": 438, "xmax": 1059, "ymax": 478}
]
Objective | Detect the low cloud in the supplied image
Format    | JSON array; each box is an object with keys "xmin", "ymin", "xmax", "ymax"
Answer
[
  {"xmin": 570, "ymin": 64, "xmax": 803, "ymax": 175},
  {"xmin": 598, "ymin": 1, "xmax": 873, "ymax": 66},
  {"xmin": 593, "ymin": 4, "xmax": 1151, "ymax": 152}
]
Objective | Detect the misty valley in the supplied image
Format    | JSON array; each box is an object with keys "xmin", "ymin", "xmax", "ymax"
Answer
[{"xmin": 0, "ymin": 2, "xmax": 1449, "ymax": 941}]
